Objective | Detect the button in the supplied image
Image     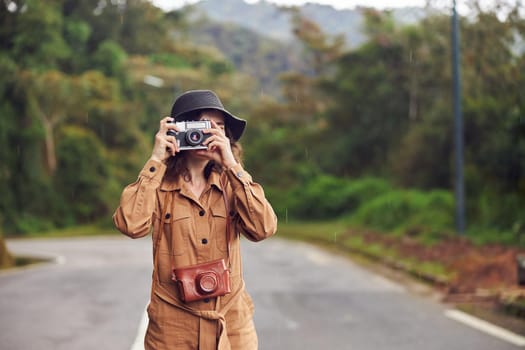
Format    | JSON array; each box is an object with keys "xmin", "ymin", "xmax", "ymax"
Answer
[
  {"xmin": 201, "ymin": 238, "xmax": 208, "ymax": 244},
  {"xmin": 165, "ymin": 213, "xmax": 171, "ymax": 219},
  {"xmin": 149, "ymin": 166, "xmax": 156, "ymax": 172},
  {"xmin": 203, "ymin": 298, "xmax": 210, "ymax": 303},
  {"xmin": 236, "ymin": 171, "xmax": 243, "ymax": 178},
  {"xmin": 199, "ymin": 210, "xmax": 205, "ymax": 216},
  {"xmin": 229, "ymin": 211, "xmax": 235, "ymax": 217}
]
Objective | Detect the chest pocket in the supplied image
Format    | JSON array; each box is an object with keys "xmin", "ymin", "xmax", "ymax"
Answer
[
  {"xmin": 163, "ymin": 202, "xmax": 192, "ymax": 256},
  {"xmin": 210, "ymin": 205, "xmax": 229, "ymax": 253}
]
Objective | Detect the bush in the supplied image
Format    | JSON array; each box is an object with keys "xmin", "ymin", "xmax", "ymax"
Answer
[
  {"xmin": 350, "ymin": 189, "xmax": 455, "ymax": 238},
  {"xmin": 471, "ymin": 190, "xmax": 525, "ymax": 231},
  {"xmin": 13, "ymin": 213, "xmax": 56, "ymax": 234},
  {"xmin": 282, "ymin": 175, "xmax": 391, "ymax": 220}
]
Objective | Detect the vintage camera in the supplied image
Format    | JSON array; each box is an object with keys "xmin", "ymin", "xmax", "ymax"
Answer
[
  {"xmin": 172, "ymin": 258, "xmax": 231, "ymax": 303},
  {"xmin": 167, "ymin": 120, "xmax": 211, "ymax": 150}
]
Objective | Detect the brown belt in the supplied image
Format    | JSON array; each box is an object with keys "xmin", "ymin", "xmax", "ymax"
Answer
[{"xmin": 154, "ymin": 279, "xmax": 245, "ymax": 350}]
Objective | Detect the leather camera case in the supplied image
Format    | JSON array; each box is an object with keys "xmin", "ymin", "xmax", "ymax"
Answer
[{"xmin": 172, "ymin": 258, "xmax": 231, "ymax": 302}]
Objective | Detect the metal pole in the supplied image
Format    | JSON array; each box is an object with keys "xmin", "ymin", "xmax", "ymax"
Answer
[{"xmin": 452, "ymin": 0, "xmax": 466, "ymax": 234}]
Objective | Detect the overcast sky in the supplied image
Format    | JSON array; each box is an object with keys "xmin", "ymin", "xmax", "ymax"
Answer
[
  {"xmin": 150, "ymin": 0, "xmax": 505, "ymax": 15},
  {"xmin": 151, "ymin": 0, "xmax": 431, "ymax": 11}
]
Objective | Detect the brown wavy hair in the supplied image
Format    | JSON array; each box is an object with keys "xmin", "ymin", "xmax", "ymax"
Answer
[{"xmin": 164, "ymin": 109, "xmax": 243, "ymax": 182}]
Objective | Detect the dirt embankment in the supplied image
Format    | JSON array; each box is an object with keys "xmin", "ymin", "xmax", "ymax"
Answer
[
  {"xmin": 0, "ymin": 236, "xmax": 15, "ymax": 269},
  {"xmin": 357, "ymin": 231, "xmax": 525, "ymax": 298}
]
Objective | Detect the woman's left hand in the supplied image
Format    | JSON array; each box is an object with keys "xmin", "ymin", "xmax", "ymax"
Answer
[{"xmin": 199, "ymin": 120, "xmax": 238, "ymax": 169}]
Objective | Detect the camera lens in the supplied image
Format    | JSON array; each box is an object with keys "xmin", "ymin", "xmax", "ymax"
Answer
[
  {"xmin": 197, "ymin": 272, "xmax": 218, "ymax": 294},
  {"xmin": 185, "ymin": 129, "xmax": 204, "ymax": 146}
]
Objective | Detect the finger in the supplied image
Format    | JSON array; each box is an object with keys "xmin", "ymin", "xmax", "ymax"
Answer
[
  {"xmin": 160, "ymin": 116, "xmax": 173, "ymax": 128},
  {"xmin": 165, "ymin": 143, "xmax": 178, "ymax": 157},
  {"xmin": 202, "ymin": 138, "xmax": 216, "ymax": 150},
  {"xmin": 205, "ymin": 120, "xmax": 226, "ymax": 134},
  {"xmin": 206, "ymin": 139, "xmax": 227, "ymax": 153},
  {"xmin": 203, "ymin": 135, "xmax": 222, "ymax": 147},
  {"xmin": 210, "ymin": 120, "xmax": 227, "ymax": 134},
  {"xmin": 203, "ymin": 127, "xmax": 220, "ymax": 136},
  {"xmin": 167, "ymin": 137, "xmax": 180, "ymax": 155},
  {"xmin": 209, "ymin": 120, "xmax": 219, "ymax": 129},
  {"xmin": 161, "ymin": 117, "xmax": 179, "ymax": 134},
  {"xmin": 158, "ymin": 133, "xmax": 176, "ymax": 155}
]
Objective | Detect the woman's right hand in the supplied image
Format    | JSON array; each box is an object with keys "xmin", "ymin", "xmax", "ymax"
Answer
[{"xmin": 150, "ymin": 117, "xmax": 179, "ymax": 163}]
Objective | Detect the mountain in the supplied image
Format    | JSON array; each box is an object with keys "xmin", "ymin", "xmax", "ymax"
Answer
[
  {"xmin": 186, "ymin": 19, "xmax": 306, "ymax": 95},
  {"xmin": 173, "ymin": 0, "xmax": 428, "ymax": 96},
  {"xmin": 184, "ymin": 0, "xmax": 428, "ymax": 48}
]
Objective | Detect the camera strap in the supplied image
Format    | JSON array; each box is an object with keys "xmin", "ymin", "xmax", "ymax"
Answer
[{"xmin": 219, "ymin": 174, "xmax": 232, "ymax": 270}]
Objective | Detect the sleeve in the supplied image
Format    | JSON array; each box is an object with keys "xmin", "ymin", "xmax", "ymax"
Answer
[
  {"xmin": 225, "ymin": 163, "xmax": 278, "ymax": 242},
  {"xmin": 113, "ymin": 159, "xmax": 167, "ymax": 239}
]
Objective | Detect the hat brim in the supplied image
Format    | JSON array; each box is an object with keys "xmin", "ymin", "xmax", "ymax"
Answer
[{"xmin": 173, "ymin": 107, "xmax": 246, "ymax": 142}]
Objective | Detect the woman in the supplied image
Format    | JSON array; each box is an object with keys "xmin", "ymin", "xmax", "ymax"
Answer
[{"xmin": 113, "ymin": 90, "xmax": 277, "ymax": 350}]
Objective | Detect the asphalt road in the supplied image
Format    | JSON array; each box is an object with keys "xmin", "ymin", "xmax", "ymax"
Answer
[{"xmin": 1, "ymin": 235, "xmax": 522, "ymax": 350}]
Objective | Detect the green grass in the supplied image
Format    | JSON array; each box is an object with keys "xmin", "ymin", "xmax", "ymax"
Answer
[
  {"xmin": 276, "ymin": 220, "xmax": 348, "ymax": 245},
  {"xmin": 277, "ymin": 220, "xmax": 455, "ymax": 285},
  {"xmin": 14, "ymin": 255, "xmax": 50, "ymax": 267},
  {"xmin": 13, "ymin": 224, "xmax": 120, "ymax": 239}
]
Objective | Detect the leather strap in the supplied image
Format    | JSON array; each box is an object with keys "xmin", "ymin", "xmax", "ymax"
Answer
[
  {"xmin": 153, "ymin": 191, "xmax": 171, "ymax": 280},
  {"xmin": 219, "ymin": 173, "xmax": 232, "ymax": 268}
]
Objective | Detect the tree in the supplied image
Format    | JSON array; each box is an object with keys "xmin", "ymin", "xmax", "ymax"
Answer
[
  {"xmin": 290, "ymin": 9, "xmax": 345, "ymax": 77},
  {"xmin": 389, "ymin": 15, "xmax": 454, "ymax": 189},
  {"xmin": 316, "ymin": 11, "xmax": 410, "ymax": 176},
  {"xmin": 1, "ymin": 0, "xmax": 70, "ymax": 70},
  {"xmin": 19, "ymin": 70, "xmax": 77, "ymax": 175}
]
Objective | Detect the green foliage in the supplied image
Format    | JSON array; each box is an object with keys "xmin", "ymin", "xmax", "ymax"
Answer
[
  {"xmin": 466, "ymin": 226, "xmax": 524, "ymax": 247},
  {"xmin": 13, "ymin": 213, "xmax": 56, "ymax": 235},
  {"xmin": 285, "ymin": 175, "xmax": 391, "ymax": 220},
  {"xmin": 62, "ymin": 19, "xmax": 91, "ymax": 71},
  {"xmin": 150, "ymin": 53, "xmax": 192, "ymax": 68},
  {"xmin": 1, "ymin": 0, "xmax": 523, "ymax": 249},
  {"xmin": 0, "ymin": 0, "xmax": 259, "ymax": 235},
  {"xmin": 63, "ymin": 19, "xmax": 91, "ymax": 47},
  {"xmin": 54, "ymin": 126, "xmax": 111, "ymax": 223},
  {"xmin": 9, "ymin": 0, "xmax": 71, "ymax": 69},
  {"xmin": 92, "ymin": 40, "xmax": 127, "ymax": 77},
  {"xmin": 469, "ymin": 189, "xmax": 525, "ymax": 236},
  {"xmin": 0, "ymin": 55, "xmax": 18, "ymax": 228},
  {"xmin": 390, "ymin": 111, "xmax": 452, "ymax": 189},
  {"xmin": 350, "ymin": 189, "xmax": 455, "ymax": 239},
  {"xmin": 314, "ymin": 37, "xmax": 410, "ymax": 176}
]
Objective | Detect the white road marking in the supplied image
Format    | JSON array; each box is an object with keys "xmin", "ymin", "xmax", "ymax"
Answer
[
  {"xmin": 54, "ymin": 255, "xmax": 66, "ymax": 265},
  {"xmin": 445, "ymin": 309, "xmax": 525, "ymax": 347},
  {"xmin": 130, "ymin": 304, "xmax": 149, "ymax": 350}
]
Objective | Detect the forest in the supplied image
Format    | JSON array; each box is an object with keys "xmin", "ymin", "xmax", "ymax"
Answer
[{"xmin": 0, "ymin": 0, "xmax": 524, "ymax": 248}]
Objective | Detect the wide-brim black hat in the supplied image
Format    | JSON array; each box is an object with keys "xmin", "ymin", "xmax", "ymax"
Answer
[{"xmin": 170, "ymin": 90, "xmax": 246, "ymax": 141}]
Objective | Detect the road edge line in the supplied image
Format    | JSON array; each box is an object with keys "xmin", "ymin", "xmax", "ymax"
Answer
[
  {"xmin": 130, "ymin": 304, "xmax": 149, "ymax": 350},
  {"xmin": 445, "ymin": 309, "xmax": 525, "ymax": 347}
]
